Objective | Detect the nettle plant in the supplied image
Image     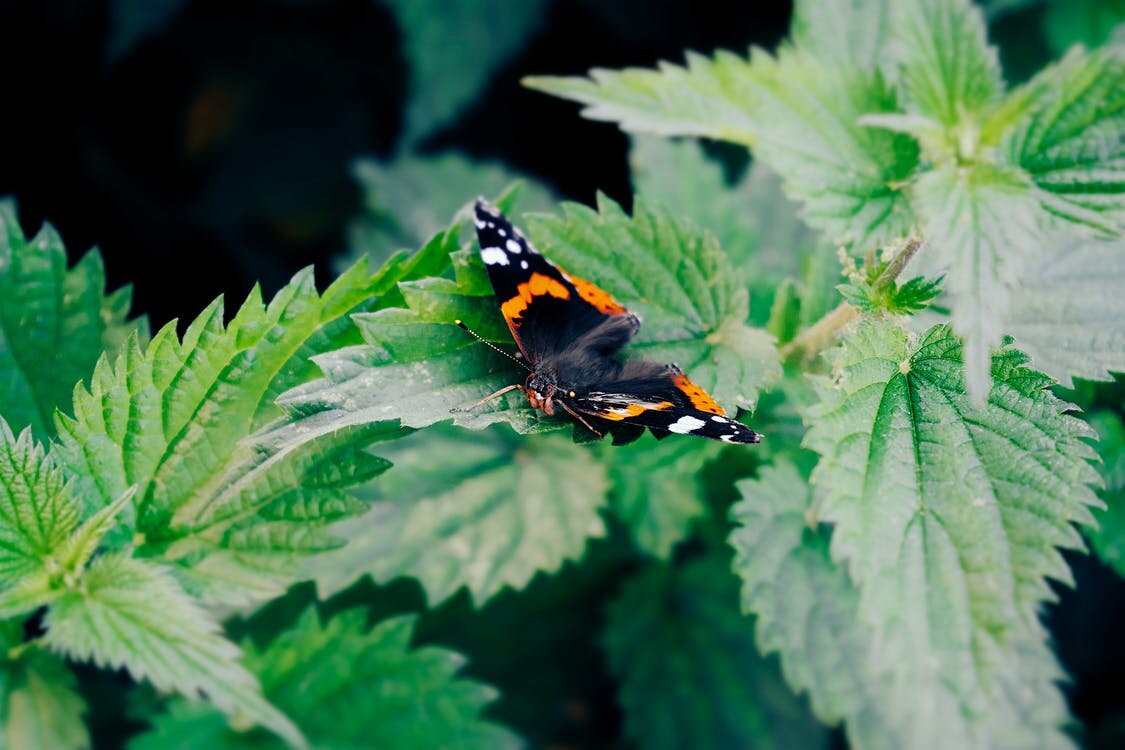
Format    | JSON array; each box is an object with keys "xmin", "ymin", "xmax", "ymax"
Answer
[{"xmin": 0, "ymin": 0, "xmax": 1122, "ymax": 748}]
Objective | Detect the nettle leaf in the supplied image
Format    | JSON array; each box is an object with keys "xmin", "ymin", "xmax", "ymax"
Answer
[
  {"xmin": 0, "ymin": 200, "xmax": 143, "ymax": 438},
  {"xmin": 790, "ymin": 0, "xmax": 893, "ymax": 76},
  {"xmin": 729, "ymin": 459, "xmax": 1074, "ymax": 750},
  {"xmin": 1006, "ymin": 235, "xmax": 1125, "ymax": 387},
  {"xmin": 281, "ymin": 196, "xmax": 778, "ymax": 441},
  {"xmin": 912, "ymin": 165, "xmax": 1043, "ymax": 399},
  {"xmin": 802, "ymin": 320, "xmax": 1098, "ymax": 741},
  {"xmin": 893, "ymin": 0, "xmax": 1003, "ymax": 130},
  {"xmin": 1001, "ymin": 45, "xmax": 1125, "ymax": 234},
  {"xmin": 530, "ymin": 50, "xmax": 918, "ymax": 250},
  {"xmin": 307, "ymin": 424, "xmax": 607, "ymax": 605},
  {"xmin": 0, "ymin": 621, "xmax": 88, "ymax": 750},
  {"xmin": 131, "ymin": 608, "xmax": 519, "ymax": 750},
  {"xmin": 629, "ymin": 136, "xmax": 820, "ymax": 323},
  {"xmin": 1087, "ymin": 410, "xmax": 1125, "ymax": 578},
  {"xmin": 604, "ymin": 556, "xmax": 828, "ymax": 750},
  {"xmin": 53, "ymin": 258, "xmax": 414, "ymax": 606},
  {"xmin": 347, "ymin": 153, "xmax": 554, "ymax": 269},
  {"xmin": 43, "ymin": 554, "xmax": 302, "ymax": 747},
  {"xmin": 390, "ymin": 0, "xmax": 547, "ymax": 146},
  {"xmin": 606, "ymin": 433, "xmax": 720, "ymax": 558}
]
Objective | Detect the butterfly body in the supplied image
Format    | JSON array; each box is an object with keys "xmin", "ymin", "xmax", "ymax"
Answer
[{"xmin": 471, "ymin": 199, "xmax": 760, "ymax": 444}]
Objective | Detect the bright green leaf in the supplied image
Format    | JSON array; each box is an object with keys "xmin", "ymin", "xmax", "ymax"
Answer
[
  {"xmin": 43, "ymin": 554, "xmax": 302, "ymax": 748},
  {"xmin": 0, "ymin": 200, "xmax": 143, "ymax": 438},
  {"xmin": 791, "ymin": 0, "xmax": 893, "ymax": 75},
  {"xmin": 307, "ymin": 424, "xmax": 607, "ymax": 605},
  {"xmin": 1001, "ymin": 45, "xmax": 1125, "ymax": 233},
  {"xmin": 803, "ymin": 321, "xmax": 1098, "ymax": 738},
  {"xmin": 391, "ymin": 0, "xmax": 548, "ymax": 146},
  {"xmin": 0, "ymin": 621, "xmax": 88, "ymax": 750},
  {"xmin": 730, "ymin": 458, "xmax": 1075, "ymax": 749},
  {"xmin": 604, "ymin": 556, "xmax": 828, "ymax": 750},
  {"xmin": 1087, "ymin": 410, "xmax": 1125, "ymax": 577},
  {"xmin": 131, "ymin": 608, "xmax": 520, "ymax": 750}
]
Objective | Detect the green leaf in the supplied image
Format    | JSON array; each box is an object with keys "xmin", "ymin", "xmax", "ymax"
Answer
[
  {"xmin": 307, "ymin": 424, "xmax": 607, "ymax": 605},
  {"xmin": 131, "ymin": 608, "xmax": 520, "ymax": 750},
  {"xmin": 1000, "ymin": 45, "xmax": 1125, "ymax": 233},
  {"xmin": 281, "ymin": 196, "xmax": 779, "ymax": 440},
  {"xmin": 893, "ymin": 0, "xmax": 1003, "ymax": 130},
  {"xmin": 1087, "ymin": 410, "xmax": 1125, "ymax": 577},
  {"xmin": 604, "ymin": 556, "xmax": 829, "ymax": 750},
  {"xmin": 347, "ymin": 153, "xmax": 555, "ymax": 268},
  {"xmin": 912, "ymin": 164, "xmax": 1043, "ymax": 398},
  {"xmin": 730, "ymin": 459, "xmax": 1075, "ymax": 749},
  {"xmin": 531, "ymin": 52, "xmax": 919, "ymax": 249},
  {"xmin": 628, "ymin": 136, "xmax": 821, "ymax": 323},
  {"xmin": 43, "ymin": 554, "xmax": 302, "ymax": 748},
  {"xmin": 1042, "ymin": 0, "xmax": 1125, "ymax": 57},
  {"xmin": 391, "ymin": 0, "xmax": 548, "ymax": 146},
  {"xmin": 791, "ymin": 0, "xmax": 893, "ymax": 75},
  {"xmin": 1006, "ymin": 236, "xmax": 1125, "ymax": 387},
  {"xmin": 0, "ymin": 199, "xmax": 143, "ymax": 438},
  {"xmin": 53, "ymin": 258, "xmax": 410, "ymax": 606},
  {"xmin": 0, "ymin": 623, "xmax": 88, "ymax": 750},
  {"xmin": 803, "ymin": 321, "xmax": 1098, "ymax": 738}
]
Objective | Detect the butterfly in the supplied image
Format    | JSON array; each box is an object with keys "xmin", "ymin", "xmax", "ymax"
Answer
[{"xmin": 456, "ymin": 199, "xmax": 760, "ymax": 444}]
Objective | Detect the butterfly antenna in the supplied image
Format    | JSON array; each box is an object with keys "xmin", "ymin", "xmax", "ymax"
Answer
[{"xmin": 454, "ymin": 320, "xmax": 533, "ymax": 373}]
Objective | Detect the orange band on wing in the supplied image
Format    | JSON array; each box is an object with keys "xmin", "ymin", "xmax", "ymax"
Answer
[
  {"xmin": 599, "ymin": 401, "xmax": 674, "ymax": 421},
  {"xmin": 567, "ymin": 274, "xmax": 628, "ymax": 315},
  {"xmin": 500, "ymin": 272, "xmax": 571, "ymax": 323},
  {"xmin": 672, "ymin": 373, "xmax": 725, "ymax": 415}
]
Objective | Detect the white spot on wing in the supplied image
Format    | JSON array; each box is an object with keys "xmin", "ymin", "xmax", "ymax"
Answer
[
  {"xmin": 473, "ymin": 217, "xmax": 486, "ymax": 229},
  {"xmin": 520, "ymin": 260, "xmax": 529, "ymax": 269},
  {"xmin": 481, "ymin": 247, "xmax": 509, "ymax": 265},
  {"xmin": 668, "ymin": 415, "xmax": 706, "ymax": 434},
  {"xmin": 711, "ymin": 415, "xmax": 728, "ymax": 423},
  {"xmin": 497, "ymin": 227, "xmax": 507, "ymax": 236},
  {"xmin": 506, "ymin": 239, "xmax": 522, "ymax": 254},
  {"xmin": 720, "ymin": 434, "xmax": 738, "ymax": 443}
]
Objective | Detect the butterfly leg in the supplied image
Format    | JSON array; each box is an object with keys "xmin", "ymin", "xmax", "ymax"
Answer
[
  {"xmin": 558, "ymin": 400, "xmax": 603, "ymax": 438},
  {"xmin": 451, "ymin": 384, "xmax": 523, "ymax": 413}
]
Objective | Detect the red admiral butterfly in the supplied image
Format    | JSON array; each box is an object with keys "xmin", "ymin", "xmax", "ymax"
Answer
[{"xmin": 457, "ymin": 199, "xmax": 760, "ymax": 444}]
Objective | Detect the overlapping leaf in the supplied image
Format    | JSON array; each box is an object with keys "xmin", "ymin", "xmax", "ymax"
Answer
[
  {"xmin": 130, "ymin": 608, "xmax": 519, "ymax": 750},
  {"xmin": 52, "ymin": 256, "xmax": 425, "ymax": 606},
  {"xmin": 0, "ymin": 200, "xmax": 143, "ymax": 438},
  {"xmin": 307, "ymin": 424, "xmax": 607, "ymax": 605},
  {"xmin": 802, "ymin": 320, "xmax": 1098, "ymax": 740},
  {"xmin": 0, "ymin": 620, "xmax": 88, "ymax": 750},
  {"xmin": 604, "ymin": 556, "xmax": 828, "ymax": 750},
  {"xmin": 44, "ymin": 554, "xmax": 301, "ymax": 747},
  {"xmin": 281, "ymin": 196, "xmax": 779, "ymax": 440},
  {"xmin": 730, "ymin": 459, "xmax": 1074, "ymax": 750}
]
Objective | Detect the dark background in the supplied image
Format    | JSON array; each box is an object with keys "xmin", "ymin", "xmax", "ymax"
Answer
[{"xmin": 1, "ymin": 0, "xmax": 1122, "ymax": 747}]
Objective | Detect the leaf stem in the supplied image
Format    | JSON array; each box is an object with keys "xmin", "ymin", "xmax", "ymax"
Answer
[{"xmin": 781, "ymin": 237, "xmax": 923, "ymax": 364}]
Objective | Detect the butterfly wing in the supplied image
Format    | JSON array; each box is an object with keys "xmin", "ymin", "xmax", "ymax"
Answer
[
  {"xmin": 474, "ymin": 199, "xmax": 637, "ymax": 364},
  {"xmin": 572, "ymin": 364, "xmax": 761, "ymax": 444}
]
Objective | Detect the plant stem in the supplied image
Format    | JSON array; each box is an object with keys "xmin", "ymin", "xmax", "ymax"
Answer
[{"xmin": 780, "ymin": 237, "xmax": 924, "ymax": 364}]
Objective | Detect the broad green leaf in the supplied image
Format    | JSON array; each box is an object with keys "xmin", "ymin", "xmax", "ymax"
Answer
[
  {"xmin": 530, "ymin": 52, "xmax": 918, "ymax": 249},
  {"xmin": 912, "ymin": 164, "xmax": 1043, "ymax": 398},
  {"xmin": 390, "ymin": 0, "xmax": 548, "ymax": 146},
  {"xmin": 1007, "ymin": 236, "xmax": 1125, "ymax": 387},
  {"xmin": 791, "ymin": 0, "xmax": 893, "ymax": 75},
  {"xmin": 347, "ymin": 153, "xmax": 554, "ymax": 268},
  {"xmin": 53, "ymin": 258, "xmax": 413, "ymax": 606},
  {"xmin": 1000, "ymin": 45, "xmax": 1125, "ymax": 233},
  {"xmin": 629, "ymin": 136, "xmax": 821, "ymax": 323},
  {"xmin": 803, "ymin": 321, "xmax": 1098, "ymax": 737},
  {"xmin": 43, "ymin": 554, "xmax": 302, "ymax": 747},
  {"xmin": 893, "ymin": 0, "xmax": 1003, "ymax": 131},
  {"xmin": 0, "ymin": 422, "xmax": 79, "ymax": 590},
  {"xmin": 0, "ymin": 200, "xmax": 143, "ymax": 438},
  {"xmin": 730, "ymin": 459, "xmax": 1074, "ymax": 750},
  {"xmin": 604, "ymin": 557, "xmax": 828, "ymax": 750},
  {"xmin": 281, "ymin": 197, "xmax": 779, "ymax": 440},
  {"xmin": 1087, "ymin": 411, "xmax": 1125, "ymax": 577},
  {"xmin": 131, "ymin": 608, "xmax": 520, "ymax": 750},
  {"xmin": 307, "ymin": 424, "xmax": 607, "ymax": 605},
  {"xmin": 0, "ymin": 622, "xmax": 88, "ymax": 750},
  {"xmin": 605, "ymin": 433, "xmax": 720, "ymax": 558},
  {"xmin": 1042, "ymin": 0, "xmax": 1125, "ymax": 57}
]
